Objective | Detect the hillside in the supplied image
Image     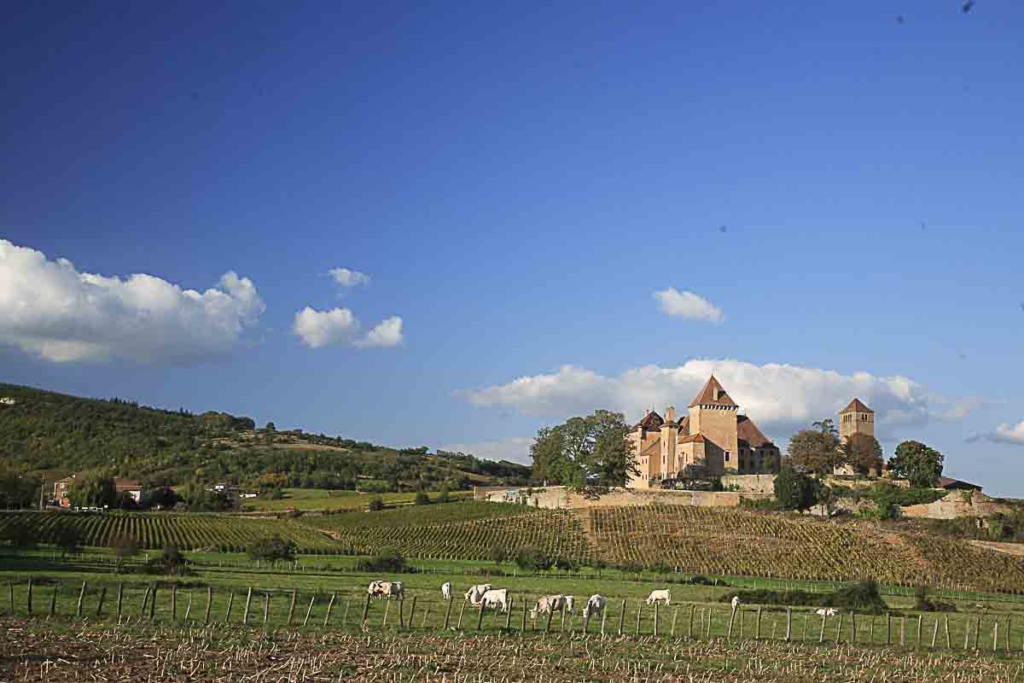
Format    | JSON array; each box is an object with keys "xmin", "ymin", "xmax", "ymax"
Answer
[{"xmin": 0, "ymin": 382, "xmax": 531, "ymax": 492}]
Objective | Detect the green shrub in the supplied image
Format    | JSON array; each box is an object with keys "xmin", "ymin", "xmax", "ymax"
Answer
[
  {"xmin": 721, "ymin": 579, "xmax": 888, "ymax": 614},
  {"xmin": 368, "ymin": 496, "xmax": 385, "ymax": 512},
  {"xmin": 354, "ymin": 547, "xmax": 408, "ymax": 573}
]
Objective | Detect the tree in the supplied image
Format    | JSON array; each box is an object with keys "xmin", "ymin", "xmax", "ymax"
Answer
[
  {"xmin": 888, "ymin": 440, "xmax": 943, "ymax": 487},
  {"xmin": 488, "ymin": 542, "xmax": 506, "ymax": 565},
  {"xmin": 812, "ymin": 419, "xmax": 838, "ymax": 438},
  {"xmin": 111, "ymin": 534, "xmax": 138, "ymax": 572},
  {"xmin": 66, "ymin": 474, "xmax": 118, "ymax": 508},
  {"xmin": 247, "ymin": 535, "xmax": 298, "ymax": 565},
  {"xmin": 515, "ymin": 546, "xmax": 550, "ymax": 571},
  {"xmin": 787, "ymin": 424, "xmax": 842, "ymax": 476},
  {"xmin": 54, "ymin": 525, "xmax": 83, "ymax": 557},
  {"xmin": 529, "ymin": 410, "xmax": 636, "ymax": 493},
  {"xmin": 436, "ymin": 484, "xmax": 451, "ymax": 504},
  {"xmin": 367, "ymin": 495, "xmax": 384, "ymax": 511},
  {"xmin": 0, "ymin": 468, "xmax": 41, "ymax": 509},
  {"xmin": 773, "ymin": 463, "xmax": 817, "ymax": 512},
  {"xmin": 842, "ymin": 433, "xmax": 884, "ymax": 476},
  {"xmin": 0, "ymin": 522, "xmax": 36, "ymax": 550},
  {"xmin": 414, "ymin": 490, "xmax": 431, "ymax": 506},
  {"xmin": 148, "ymin": 545, "xmax": 189, "ymax": 575}
]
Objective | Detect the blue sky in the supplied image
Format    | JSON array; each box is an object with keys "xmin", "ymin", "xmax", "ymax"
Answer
[{"xmin": 2, "ymin": 1, "xmax": 1023, "ymax": 494}]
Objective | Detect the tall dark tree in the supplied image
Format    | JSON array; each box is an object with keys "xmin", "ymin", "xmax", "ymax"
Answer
[
  {"xmin": 773, "ymin": 462, "xmax": 818, "ymax": 511},
  {"xmin": 66, "ymin": 474, "xmax": 118, "ymax": 508},
  {"xmin": 888, "ymin": 440, "xmax": 943, "ymax": 487},
  {"xmin": 529, "ymin": 410, "xmax": 636, "ymax": 493}
]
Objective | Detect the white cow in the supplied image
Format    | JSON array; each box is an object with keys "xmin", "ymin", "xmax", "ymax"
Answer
[
  {"xmin": 731, "ymin": 596, "xmax": 741, "ymax": 612},
  {"xmin": 464, "ymin": 583, "xmax": 492, "ymax": 605},
  {"xmin": 815, "ymin": 608, "xmax": 837, "ymax": 617},
  {"xmin": 480, "ymin": 588, "xmax": 509, "ymax": 613},
  {"xmin": 529, "ymin": 595, "xmax": 563, "ymax": 620},
  {"xmin": 367, "ymin": 580, "xmax": 386, "ymax": 599},
  {"xmin": 441, "ymin": 582, "xmax": 452, "ymax": 601},
  {"xmin": 389, "ymin": 581, "xmax": 404, "ymax": 601},
  {"xmin": 563, "ymin": 595, "xmax": 575, "ymax": 614},
  {"xmin": 646, "ymin": 589, "xmax": 671, "ymax": 606},
  {"xmin": 582, "ymin": 594, "xmax": 607, "ymax": 620}
]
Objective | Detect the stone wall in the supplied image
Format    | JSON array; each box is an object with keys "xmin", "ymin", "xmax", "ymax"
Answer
[
  {"xmin": 721, "ymin": 474, "xmax": 776, "ymax": 494},
  {"xmin": 900, "ymin": 490, "xmax": 1010, "ymax": 520},
  {"xmin": 473, "ymin": 485, "xmax": 771, "ymax": 510}
]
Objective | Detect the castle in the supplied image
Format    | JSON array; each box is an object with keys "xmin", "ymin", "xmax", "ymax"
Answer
[
  {"xmin": 626, "ymin": 375, "xmax": 781, "ymax": 488},
  {"xmin": 834, "ymin": 397, "xmax": 880, "ymax": 477}
]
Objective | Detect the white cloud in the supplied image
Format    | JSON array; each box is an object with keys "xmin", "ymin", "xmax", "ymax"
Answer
[
  {"xmin": 329, "ymin": 267, "xmax": 370, "ymax": 288},
  {"xmin": 462, "ymin": 359, "xmax": 974, "ymax": 437},
  {"xmin": 968, "ymin": 420, "xmax": 1024, "ymax": 446},
  {"xmin": 653, "ymin": 288, "xmax": 724, "ymax": 323},
  {"xmin": 293, "ymin": 307, "xmax": 360, "ymax": 348},
  {"xmin": 355, "ymin": 316, "xmax": 403, "ymax": 348},
  {"xmin": 440, "ymin": 436, "xmax": 534, "ymax": 465},
  {"xmin": 293, "ymin": 307, "xmax": 402, "ymax": 349},
  {"xmin": 0, "ymin": 239, "xmax": 264, "ymax": 364}
]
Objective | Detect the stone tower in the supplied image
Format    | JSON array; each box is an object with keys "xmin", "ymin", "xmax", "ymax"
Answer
[
  {"xmin": 687, "ymin": 375, "xmax": 739, "ymax": 473},
  {"xmin": 839, "ymin": 398, "xmax": 874, "ymax": 441}
]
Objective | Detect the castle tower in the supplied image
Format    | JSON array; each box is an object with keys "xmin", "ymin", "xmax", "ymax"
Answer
[
  {"xmin": 660, "ymin": 406, "xmax": 679, "ymax": 477},
  {"xmin": 839, "ymin": 398, "xmax": 874, "ymax": 441},
  {"xmin": 687, "ymin": 375, "xmax": 739, "ymax": 473}
]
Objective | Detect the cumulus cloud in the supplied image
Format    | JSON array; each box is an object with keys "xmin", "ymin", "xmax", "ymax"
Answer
[
  {"xmin": 355, "ymin": 316, "xmax": 403, "ymax": 348},
  {"xmin": 440, "ymin": 436, "xmax": 534, "ymax": 465},
  {"xmin": 293, "ymin": 307, "xmax": 360, "ymax": 348},
  {"xmin": 462, "ymin": 359, "xmax": 973, "ymax": 437},
  {"xmin": 293, "ymin": 307, "xmax": 402, "ymax": 349},
  {"xmin": 968, "ymin": 420, "xmax": 1024, "ymax": 446},
  {"xmin": 329, "ymin": 267, "xmax": 370, "ymax": 288},
  {"xmin": 653, "ymin": 288, "xmax": 724, "ymax": 323},
  {"xmin": 0, "ymin": 239, "xmax": 264, "ymax": 364}
]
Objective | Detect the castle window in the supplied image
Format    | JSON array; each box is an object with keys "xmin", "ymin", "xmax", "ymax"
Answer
[{"xmin": 725, "ymin": 451, "xmax": 730, "ymax": 462}]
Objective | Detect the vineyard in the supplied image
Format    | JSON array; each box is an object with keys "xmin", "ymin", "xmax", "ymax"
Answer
[
  {"xmin": 586, "ymin": 505, "xmax": 1024, "ymax": 593},
  {"xmin": 305, "ymin": 501, "xmax": 595, "ymax": 562},
  {"xmin": 0, "ymin": 512, "xmax": 341, "ymax": 553}
]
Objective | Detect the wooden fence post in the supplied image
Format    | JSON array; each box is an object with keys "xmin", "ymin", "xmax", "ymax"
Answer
[
  {"xmin": 618, "ymin": 600, "xmax": 626, "ymax": 636},
  {"xmin": 899, "ymin": 617, "xmax": 905, "ymax": 646},
  {"xmin": 818, "ymin": 614, "xmax": 826, "ymax": 644},
  {"xmin": 48, "ymin": 583, "xmax": 58, "ymax": 617},
  {"xmin": 262, "ymin": 593, "xmax": 269, "ymax": 626},
  {"xmin": 304, "ymin": 595, "xmax": 316, "ymax": 627},
  {"xmin": 324, "ymin": 593, "xmax": 336, "ymax": 627},
  {"xmin": 443, "ymin": 597, "xmax": 454, "ymax": 630},
  {"xmin": 225, "ymin": 591, "xmax": 234, "ymax": 624},
  {"xmin": 76, "ymin": 581, "xmax": 86, "ymax": 618},
  {"xmin": 456, "ymin": 600, "xmax": 467, "ymax": 630},
  {"xmin": 149, "ymin": 585, "xmax": 156, "ymax": 621},
  {"xmin": 476, "ymin": 601, "xmax": 485, "ymax": 630},
  {"xmin": 672, "ymin": 608, "xmax": 679, "ymax": 638},
  {"xmin": 835, "ymin": 613, "xmax": 844, "ymax": 644},
  {"xmin": 184, "ymin": 591, "xmax": 193, "ymax": 622},
  {"xmin": 399, "ymin": 597, "xmax": 405, "ymax": 629},
  {"xmin": 26, "ymin": 578, "xmax": 33, "ymax": 615},
  {"xmin": 601, "ymin": 609, "xmax": 607, "ymax": 637},
  {"xmin": 8, "ymin": 582, "xmax": 13, "ymax": 615},
  {"xmin": 727, "ymin": 607, "xmax": 737, "ymax": 640},
  {"xmin": 635, "ymin": 603, "xmax": 643, "ymax": 636},
  {"xmin": 869, "ymin": 615, "xmax": 875, "ymax": 644},
  {"xmin": 96, "ymin": 586, "xmax": 106, "ymax": 618},
  {"xmin": 654, "ymin": 601, "xmax": 659, "ymax": 637},
  {"xmin": 344, "ymin": 601, "xmax": 352, "ymax": 628},
  {"xmin": 421, "ymin": 604, "xmax": 429, "ymax": 629},
  {"xmin": 974, "ymin": 618, "xmax": 981, "ymax": 650},
  {"xmin": 785, "ymin": 609, "xmax": 792, "ymax": 642},
  {"xmin": 140, "ymin": 585, "xmax": 150, "ymax": 618},
  {"xmin": 931, "ymin": 619, "xmax": 938, "ymax": 648},
  {"xmin": 360, "ymin": 593, "xmax": 371, "ymax": 628},
  {"xmin": 944, "ymin": 615, "xmax": 951, "ymax": 649},
  {"xmin": 706, "ymin": 607, "xmax": 713, "ymax": 638},
  {"xmin": 886, "ymin": 613, "xmax": 891, "ymax": 645},
  {"xmin": 288, "ymin": 590, "xmax": 297, "ymax": 626},
  {"xmin": 116, "ymin": 583, "xmax": 123, "ymax": 621},
  {"xmin": 243, "ymin": 587, "xmax": 252, "ymax": 625},
  {"xmin": 545, "ymin": 603, "xmax": 555, "ymax": 634},
  {"xmin": 204, "ymin": 587, "xmax": 213, "ymax": 625},
  {"xmin": 964, "ymin": 618, "xmax": 970, "ymax": 649},
  {"xmin": 755, "ymin": 606, "xmax": 762, "ymax": 640},
  {"xmin": 993, "ymin": 620, "xmax": 999, "ymax": 652},
  {"xmin": 171, "ymin": 584, "xmax": 178, "ymax": 621},
  {"xmin": 688, "ymin": 605, "xmax": 695, "ymax": 639},
  {"xmin": 521, "ymin": 599, "xmax": 528, "ymax": 633}
]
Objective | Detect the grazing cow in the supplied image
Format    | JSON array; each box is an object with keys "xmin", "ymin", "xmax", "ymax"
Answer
[
  {"xmin": 367, "ymin": 580, "xmax": 386, "ymax": 599},
  {"xmin": 529, "ymin": 595, "xmax": 562, "ymax": 620},
  {"xmin": 389, "ymin": 581, "xmax": 404, "ymax": 601},
  {"xmin": 441, "ymin": 582, "xmax": 452, "ymax": 601},
  {"xmin": 646, "ymin": 589, "xmax": 671, "ymax": 607},
  {"xmin": 582, "ymin": 595, "xmax": 607, "ymax": 620},
  {"xmin": 731, "ymin": 596, "xmax": 741, "ymax": 612},
  {"xmin": 479, "ymin": 588, "xmax": 509, "ymax": 613},
  {"xmin": 815, "ymin": 608, "xmax": 837, "ymax": 617},
  {"xmin": 464, "ymin": 584, "xmax": 492, "ymax": 605}
]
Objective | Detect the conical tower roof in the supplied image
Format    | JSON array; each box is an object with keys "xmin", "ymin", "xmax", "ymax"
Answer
[{"xmin": 688, "ymin": 375, "xmax": 738, "ymax": 408}]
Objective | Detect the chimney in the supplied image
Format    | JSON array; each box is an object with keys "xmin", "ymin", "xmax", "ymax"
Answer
[{"xmin": 665, "ymin": 406, "xmax": 675, "ymax": 423}]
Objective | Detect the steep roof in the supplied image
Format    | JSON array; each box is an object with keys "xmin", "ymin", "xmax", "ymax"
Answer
[
  {"xmin": 937, "ymin": 476, "xmax": 982, "ymax": 491},
  {"xmin": 634, "ymin": 411, "xmax": 664, "ymax": 431},
  {"xmin": 678, "ymin": 433, "xmax": 706, "ymax": 444},
  {"xmin": 678, "ymin": 415, "xmax": 690, "ymax": 436},
  {"xmin": 688, "ymin": 375, "xmax": 738, "ymax": 408},
  {"xmin": 841, "ymin": 398, "xmax": 874, "ymax": 414},
  {"xmin": 736, "ymin": 415, "xmax": 774, "ymax": 449}
]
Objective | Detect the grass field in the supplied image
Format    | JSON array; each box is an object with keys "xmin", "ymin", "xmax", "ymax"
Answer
[{"xmin": 242, "ymin": 488, "xmax": 473, "ymax": 512}]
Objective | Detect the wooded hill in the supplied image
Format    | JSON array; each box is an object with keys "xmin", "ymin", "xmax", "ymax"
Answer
[{"xmin": 0, "ymin": 382, "xmax": 530, "ymax": 491}]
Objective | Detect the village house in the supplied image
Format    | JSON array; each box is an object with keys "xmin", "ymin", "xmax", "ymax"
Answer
[
  {"xmin": 52, "ymin": 474, "xmax": 143, "ymax": 507},
  {"xmin": 626, "ymin": 376, "xmax": 782, "ymax": 488}
]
